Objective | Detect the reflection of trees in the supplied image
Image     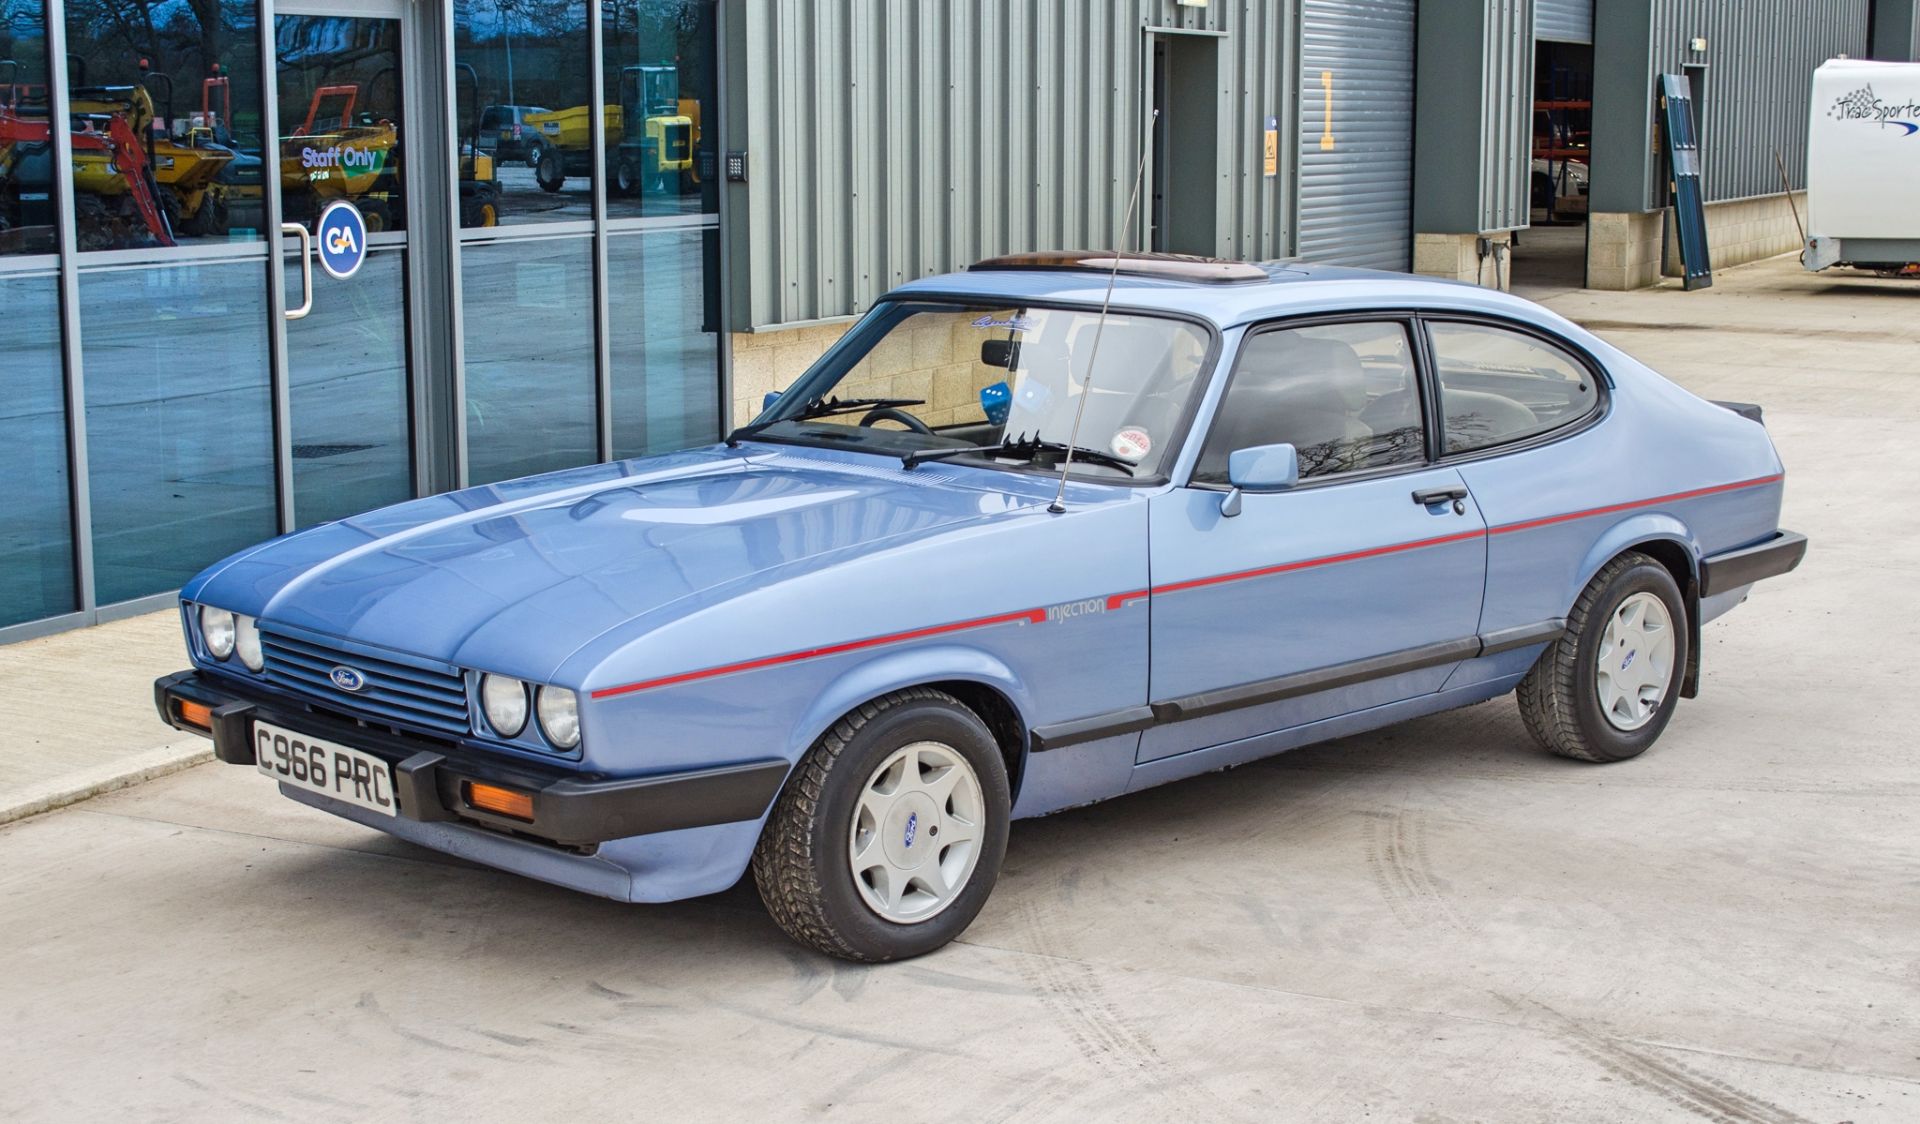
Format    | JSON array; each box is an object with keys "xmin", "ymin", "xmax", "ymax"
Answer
[{"xmin": 64, "ymin": 0, "xmax": 253, "ymax": 89}]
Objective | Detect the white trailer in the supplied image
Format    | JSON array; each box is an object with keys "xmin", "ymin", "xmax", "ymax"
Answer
[{"xmin": 1804, "ymin": 59, "xmax": 1920, "ymax": 272}]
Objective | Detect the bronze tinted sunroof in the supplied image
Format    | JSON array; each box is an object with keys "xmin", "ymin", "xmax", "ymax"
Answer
[{"xmin": 969, "ymin": 251, "xmax": 1270, "ymax": 283}]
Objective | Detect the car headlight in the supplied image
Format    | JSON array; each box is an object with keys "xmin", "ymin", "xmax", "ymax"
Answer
[
  {"xmin": 536, "ymin": 686, "xmax": 580, "ymax": 749},
  {"xmin": 235, "ymin": 614, "xmax": 264, "ymax": 672},
  {"xmin": 199, "ymin": 605, "xmax": 236, "ymax": 660},
  {"xmin": 480, "ymin": 674, "xmax": 528, "ymax": 737}
]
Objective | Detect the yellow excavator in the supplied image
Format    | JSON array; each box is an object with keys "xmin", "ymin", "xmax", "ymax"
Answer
[
  {"xmin": 278, "ymin": 81, "xmax": 401, "ymax": 230},
  {"xmin": 525, "ymin": 64, "xmax": 694, "ymax": 196},
  {"xmin": 137, "ymin": 66, "xmax": 240, "ymax": 236}
]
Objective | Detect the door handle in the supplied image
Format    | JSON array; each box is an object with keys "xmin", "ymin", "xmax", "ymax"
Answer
[
  {"xmin": 1412, "ymin": 486, "xmax": 1468, "ymax": 506},
  {"xmin": 282, "ymin": 221, "xmax": 313, "ymax": 321}
]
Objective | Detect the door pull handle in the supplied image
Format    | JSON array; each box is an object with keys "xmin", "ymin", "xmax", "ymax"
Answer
[
  {"xmin": 282, "ymin": 222, "xmax": 313, "ymax": 321},
  {"xmin": 1412, "ymin": 486, "xmax": 1468, "ymax": 506}
]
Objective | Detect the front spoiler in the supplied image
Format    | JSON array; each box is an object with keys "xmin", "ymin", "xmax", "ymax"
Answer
[{"xmin": 154, "ymin": 670, "xmax": 788, "ymax": 848}]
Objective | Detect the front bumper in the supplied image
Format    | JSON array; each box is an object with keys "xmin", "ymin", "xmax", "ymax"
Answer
[{"xmin": 154, "ymin": 669, "xmax": 788, "ymax": 849}]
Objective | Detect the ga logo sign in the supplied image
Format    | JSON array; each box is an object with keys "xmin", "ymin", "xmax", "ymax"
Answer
[{"xmin": 316, "ymin": 200, "xmax": 368, "ymax": 280}]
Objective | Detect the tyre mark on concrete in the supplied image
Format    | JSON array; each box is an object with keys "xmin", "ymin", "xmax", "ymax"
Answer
[
  {"xmin": 1362, "ymin": 809, "xmax": 1478, "ymax": 935},
  {"xmin": 1496, "ymin": 995, "xmax": 1818, "ymax": 1124},
  {"xmin": 1000, "ymin": 899, "xmax": 1252, "ymax": 1124}
]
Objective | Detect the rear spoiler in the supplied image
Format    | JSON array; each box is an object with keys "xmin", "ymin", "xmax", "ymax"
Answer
[{"xmin": 1712, "ymin": 400, "xmax": 1763, "ymax": 425}]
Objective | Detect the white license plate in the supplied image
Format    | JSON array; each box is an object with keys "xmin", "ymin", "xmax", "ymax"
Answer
[{"xmin": 253, "ymin": 720, "xmax": 398, "ymax": 818}]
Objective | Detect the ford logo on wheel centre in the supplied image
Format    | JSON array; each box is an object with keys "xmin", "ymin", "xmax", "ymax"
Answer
[{"xmin": 329, "ymin": 665, "xmax": 367, "ymax": 692}]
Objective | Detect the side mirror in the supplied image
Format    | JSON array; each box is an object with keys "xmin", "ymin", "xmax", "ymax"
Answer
[
  {"xmin": 762, "ymin": 390, "xmax": 781, "ymax": 411},
  {"xmin": 1220, "ymin": 443, "xmax": 1299, "ymax": 518}
]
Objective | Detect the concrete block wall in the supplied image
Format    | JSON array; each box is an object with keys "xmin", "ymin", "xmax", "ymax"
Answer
[
  {"xmin": 1586, "ymin": 211, "xmax": 1667, "ymax": 289},
  {"xmin": 1412, "ymin": 231, "xmax": 1513, "ymax": 289},
  {"xmin": 1662, "ymin": 192, "xmax": 1808, "ymax": 278},
  {"xmin": 727, "ymin": 323, "xmax": 852, "ymax": 428},
  {"xmin": 728, "ymin": 309, "xmax": 1013, "ymax": 429}
]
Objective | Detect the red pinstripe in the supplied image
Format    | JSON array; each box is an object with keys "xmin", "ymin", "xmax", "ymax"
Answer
[
  {"xmin": 588, "ymin": 607, "xmax": 1047, "ymax": 699},
  {"xmin": 587, "ymin": 475, "xmax": 1781, "ymax": 698}
]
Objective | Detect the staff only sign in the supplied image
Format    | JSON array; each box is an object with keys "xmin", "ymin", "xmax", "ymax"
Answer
[{"xmin": 316, "ymin": 200, "xmax": 368, "ymax": 280}]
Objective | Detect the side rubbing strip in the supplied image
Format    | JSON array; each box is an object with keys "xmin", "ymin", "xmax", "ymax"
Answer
[
  {"xmin": 1028, "ymin": 621, "xmax": 1571, "ymax": 750},
  {"xmin": 1477, "ymin": 619, "xmax": 1567, "ymax": 656},
  {"xmin": 1030, "ymin": 706, "xmax": 1158, "ymax": 753},
  {"xmin": 1157, "ymin": 638, "xmax": 1482, "ymax": 723}
]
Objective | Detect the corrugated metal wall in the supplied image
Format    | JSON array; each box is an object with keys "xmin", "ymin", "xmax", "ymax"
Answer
[
  {"xmin": 1537, "ymin": 0, "xmax": 1594, "ymax": 44},
  {"xmin": 735, "ymin": 0, "xmax": 1299, "ymax": 329},
  {"xmin": 1645, "ymin": 0, "xmax": 1869, "ymax": 206},
  {"xmin": 1296, "ymin": 0, "xmax": 1417, "ymax": 269},
  {"xmin": 1479, "ymin": 0, "xmax": 1533, "ymax": 231}
]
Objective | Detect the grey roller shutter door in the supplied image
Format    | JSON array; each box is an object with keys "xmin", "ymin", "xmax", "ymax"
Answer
[
  {"xmin": 1297, "ymin": 0, "xmax": 1417, "ymax": 270},
  {"xmin": 1537, "ymin": 0, "xmax": 1594, "ymax": 44}
]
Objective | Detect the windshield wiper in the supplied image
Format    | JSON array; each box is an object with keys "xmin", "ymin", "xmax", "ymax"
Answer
[
  {"xmin": 902, "ymin": 434, "xmax": 1136, "ymax": 475},
  {"xmin": 725, "ymin": 396, "xmax": 926, "ymax": 446}
]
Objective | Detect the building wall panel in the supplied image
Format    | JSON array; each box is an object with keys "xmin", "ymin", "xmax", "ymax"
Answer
[
  {"xmin": 736, "ymin": 0, "xmax": 1298, "ymax": 329},
  {"xmin": 1644, "ymin": 0, "xmax": 1870, "ymax": 206}
]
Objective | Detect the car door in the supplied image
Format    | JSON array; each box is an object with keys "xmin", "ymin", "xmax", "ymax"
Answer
[{"xmin": 1137, "ymin": 316, "xmax": 1489, "ymax": 763}]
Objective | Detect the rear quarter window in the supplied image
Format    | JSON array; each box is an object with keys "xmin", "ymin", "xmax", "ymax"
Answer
[{"xmin": 1427, "ymin": 321, "xmax": 1600, "ymax": 455}]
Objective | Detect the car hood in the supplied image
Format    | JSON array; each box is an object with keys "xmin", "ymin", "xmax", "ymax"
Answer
[{"xmin": 190, "ymin": 448, "xmax": 1039, "ymax": 682}]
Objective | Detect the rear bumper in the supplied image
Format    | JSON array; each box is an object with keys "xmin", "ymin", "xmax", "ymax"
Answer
[
  {"xmin": 1699, "ymin": 530, "xmax": 1808, "ymax": 598},
  {"xmin": 154, "ymin": 669, "xmax": 788, "ymax": 849}
]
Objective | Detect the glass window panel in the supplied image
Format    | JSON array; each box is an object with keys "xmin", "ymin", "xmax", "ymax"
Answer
[
  {"xmin": 602, "ymin": 0, "xmax": 716, "ymax": 219},
  {"xmin": 79, "ymin": 258, "xmax": 275, "ymax": 603},
  {"xmin": 0, "ymin": 268, "xmax": 75, "ymax": 625},
  {"xmin": 1429, "ymin": 321, "xmax": 1600, "ymax": 454},
  {"xmin": 454, "ymin": 0, "xmax": 593, "ymax": 228},
  {"xmin": 286, "ymin": 246, "xmax": 412, "ymax": 526},
  {"xmin": 1196, "ymin": 321, "xmax": 1425, "ymax": 483},
  {"xmin": 275, "ymin": 16, "xmax": 405, "ymax": 234},
  {"xmin": 462, "ymin": 235, "xmax": 596, "ymax": 483},
  {"xmin": 1, "ymin": 0, "xmax": 58, "ymax": 255},
  {"xmin": 608, "ymin": 226, "xmax": 719, "ymax": 458},
  {"xmin": 64, "ymin": 0, "xmax": 265, "ymax": 249}
]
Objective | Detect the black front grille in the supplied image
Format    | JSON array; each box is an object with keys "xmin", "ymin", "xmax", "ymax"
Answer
[{"xmin": 259, "ymin": 625, "xmax": 470, "ymax": 737}]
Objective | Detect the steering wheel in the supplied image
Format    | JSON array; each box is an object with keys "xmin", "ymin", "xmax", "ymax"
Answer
[{"xmin": 860, "ymin": 406, "xmax": 934, "ymax": 435}]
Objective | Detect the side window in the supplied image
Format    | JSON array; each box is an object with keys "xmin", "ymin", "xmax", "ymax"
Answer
[
  {"xmin": 1429, "ymin": 322, "xmax": 1600, "ymax": 454},
  {"xmin": 1194, "ymin": 321, "xmax": 1425, "ymax": 483}
]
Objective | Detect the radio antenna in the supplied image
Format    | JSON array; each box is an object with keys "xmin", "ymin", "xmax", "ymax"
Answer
[{"xmin": 1048, "ymin": 108, "xmax": 1158, "ymax": 515}]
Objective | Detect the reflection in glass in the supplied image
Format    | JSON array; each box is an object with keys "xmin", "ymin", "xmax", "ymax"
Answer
[
  {"xmin": 0, "ymin": 270, "xmax": 75, "ymax": 625},
  {"xmin": 63, "ymin": 0, "xmax": 264, "ymax": 250},
  {"xmin": 602, "ymin": 0, "xmax": 715, "ymax": 219},
  {"xmin": 608, "ymin": 227, "xmax": 719, "ymax": 458},
  {"xmin": 463, "ymin": 235, "xmax": 597, "ymax": 483},
  {"xmin": 276, "ymin": 16, "xmax": 404, "ymax": 233},
  {"xmin": 287, "ymin": 248, "xmax": 412, "ymax": 526},
  {"xmin": 80, "ymin": 259, "xmax": 275, "ymax": 603},
  {"xmin": 454, "ymin": 0, "xmax": 592, "ymax": 228},
  {"xmin": 1, "ymin": 0, "xmax": 57, "ymax": 255}
]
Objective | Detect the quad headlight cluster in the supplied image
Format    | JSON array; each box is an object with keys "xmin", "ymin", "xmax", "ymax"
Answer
[
  {"xmin": 196, "ymin": 604, "xmax": 264, "ymax": 672},
  {"xmin": 478, "ymin": 673, "xmax": 581, "ymax": 750},
  {"xmin": 192, "ymin": 601, "xmax": 582, "ymax": 752}
]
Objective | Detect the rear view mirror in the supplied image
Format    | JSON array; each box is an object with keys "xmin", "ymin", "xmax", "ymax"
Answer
[
  {"xmin": 1220, "ymin": 443, "xmax": 1299, "ymax": 518},
  {"xmin": 981, "ymin": 339, "xmax": 1019, "ymax": 368}
]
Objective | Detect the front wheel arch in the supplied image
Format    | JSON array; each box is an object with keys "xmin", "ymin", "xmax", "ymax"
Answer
[{"xmin": 783, "ymin": 648, "xmax": 1035, "ymax": 808}]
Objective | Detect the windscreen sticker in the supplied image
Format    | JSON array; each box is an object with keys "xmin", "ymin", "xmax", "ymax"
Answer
[
  {"xmin": 1111, "ymin": 427, "xmax": 1152, "ymax": 461},
  {"xmin": 972, "ymin": 314, "xmax": 1033, "ymax": 332}
]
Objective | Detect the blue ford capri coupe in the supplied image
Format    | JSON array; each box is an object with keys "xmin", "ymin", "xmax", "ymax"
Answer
[{"xmin": 156, "ymin": 253, "xmax": 1805, "ymax": 960}]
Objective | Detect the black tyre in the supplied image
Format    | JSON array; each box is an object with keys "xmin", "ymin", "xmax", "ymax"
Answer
[
  {"xmin": 614, "ymin": 157, "xmax": 640, "ymax": 196},
  {"xmin": 536, "ymin": 149, "xmax": 566, "ymax": 193},
  {"xmin": 752, "ymin": 688, "xmax": 1011, "ymax": 962},
  {"xmin": 1518, "ymin": 551, "xmax": 1690, "ymax": 763}
]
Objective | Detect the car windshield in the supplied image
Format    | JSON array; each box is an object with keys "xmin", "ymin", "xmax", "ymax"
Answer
[{"xmin": 741, "ymin": 301, "xmax": 1213, "ymax": 479}]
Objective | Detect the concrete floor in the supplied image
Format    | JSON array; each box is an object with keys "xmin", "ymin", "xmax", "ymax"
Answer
[{"xmin": 4, "ymin": 254, "xmax": 1918, "ymax": 1122}]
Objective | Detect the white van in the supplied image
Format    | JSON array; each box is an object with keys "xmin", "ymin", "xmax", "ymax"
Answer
[{"xmin": 1804, "ymin": 59, "xmax": 1920, "ymax": 272}]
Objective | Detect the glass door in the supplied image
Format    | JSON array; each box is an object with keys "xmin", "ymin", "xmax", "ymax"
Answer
[{"xmin": 272, "ymin": 5, "xmax": 417, "ymax": 526}]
